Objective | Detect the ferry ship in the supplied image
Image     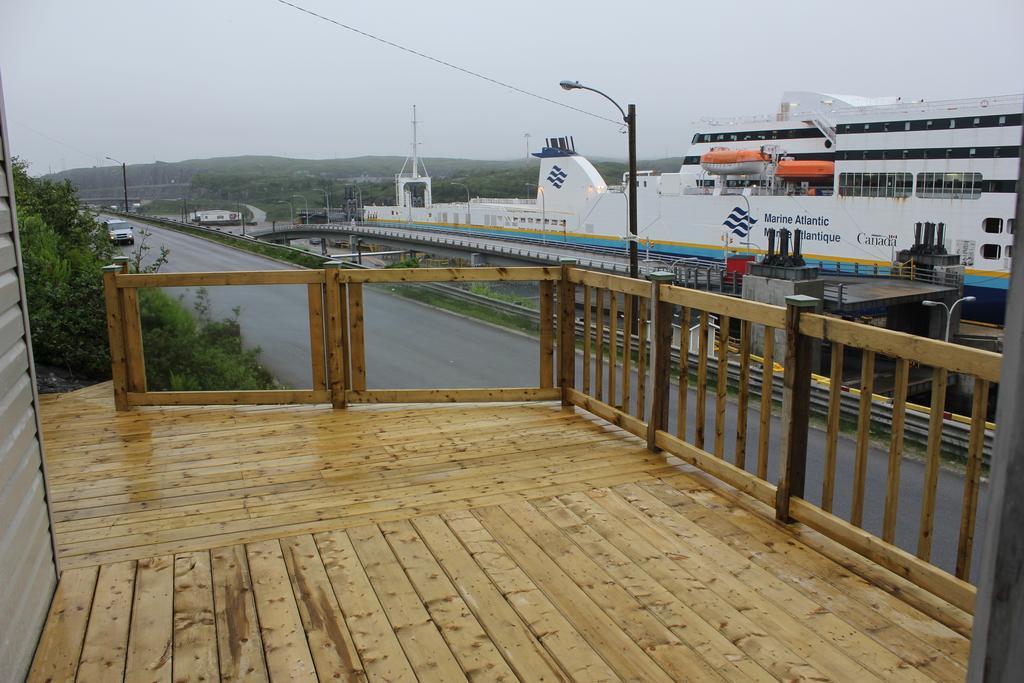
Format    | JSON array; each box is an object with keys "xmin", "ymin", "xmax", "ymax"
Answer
[{"xmin": 364, "ymin": 92, "xmax": 1022, "ymax": 323}]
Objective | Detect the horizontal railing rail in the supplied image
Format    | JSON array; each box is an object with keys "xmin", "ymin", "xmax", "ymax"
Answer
[{"xmin": 101, "ymin": 259, "xmax": 1003, "ymax": 622}]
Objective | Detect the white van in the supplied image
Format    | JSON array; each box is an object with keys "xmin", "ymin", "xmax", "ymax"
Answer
[{"xmin": 104, "ymin": 219, "xmax": 134, "ymax": 245}]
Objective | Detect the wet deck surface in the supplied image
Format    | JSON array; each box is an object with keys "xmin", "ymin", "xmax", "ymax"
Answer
[{"xmin": 29, "ymin": 384, "xmax": 971, "ymax": 681}]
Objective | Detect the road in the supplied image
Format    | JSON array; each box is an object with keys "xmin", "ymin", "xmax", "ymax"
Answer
[{"xmin": 112, "ymin": 216, "xmax": 987, "ymax": 579}]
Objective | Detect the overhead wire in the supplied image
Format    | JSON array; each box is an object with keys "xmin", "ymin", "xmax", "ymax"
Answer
[{"xmin": 273, "ymin": 0, "xmax": 622, "ymax": 127}]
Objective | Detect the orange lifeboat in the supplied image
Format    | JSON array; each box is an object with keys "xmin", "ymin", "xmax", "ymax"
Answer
[
  {"xmin": 700, "ymin": 148, "xmax": 768, "ymax": 176},
  {"xmin": 775, "ymin": 159, "xmax": 835, "ymax": 180}
]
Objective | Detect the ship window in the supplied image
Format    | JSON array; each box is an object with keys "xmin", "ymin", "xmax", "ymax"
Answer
[
  {"xmin": 981, "ymin": 244, "xmax": 1001, "ymax": 260},
  {"xmin": 904, "ymin": 122, "xmax": 911, "ymax": 131},
  {"xmin": 692, "ymin": 134, "xmax": 699, "ymax": 144},
  {"xmin": 949, "ymin": 120, "xmax": 956, "ymax": 129},
  {"xmin": 703, "ymin": 134, "xmax": 711, "ymax": 142},
  {"xmin": 1009, "ymin": 219, "xmax": 1016, "ymax": 234},
  {"xmin": 916, "ymin": 172, "xmax": 983, "ymax": 199},
  {"xmin": 926, "ymin": 120, "xmax": 934, "ymax": 129},
  {"xmin": 837, "ymin": 172, "xmax": 913, "ymax": 198},
  {"xmin": 973, "ymin": 117, "xmax": 981, "ymax": 127},
  {"xmin": 983, "ymin": 218, "xmax": 1003, "ymax": 234},
  {"xmin": 970, "ymin": 148, "xmax": 977, "ymax": 157},
  {"xmin": 999, "ymin": 116, "xmax": 1006, "ymax": 125}
]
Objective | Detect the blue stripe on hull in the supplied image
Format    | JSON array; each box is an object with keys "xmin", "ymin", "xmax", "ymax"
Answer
[{"xmin": 409, "ymin": 222, "xmax": 1008, "ymax": 324}]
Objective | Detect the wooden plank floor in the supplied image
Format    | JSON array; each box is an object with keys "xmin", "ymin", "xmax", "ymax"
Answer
[{"xmin": 30, "ymin": 383, "xmax": 971, "ymax": 681}]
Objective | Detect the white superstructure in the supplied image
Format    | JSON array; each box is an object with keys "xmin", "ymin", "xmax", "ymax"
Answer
[{"xmin": 365, "ymin": 92, "xmax": 1022, "ymax": 322}]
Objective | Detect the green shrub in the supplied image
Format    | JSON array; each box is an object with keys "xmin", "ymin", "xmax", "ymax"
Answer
[
  {"xmin": 139, "ymin": 288, "xmax": 277, "ymax": 391},
  {"xmin": 15, "ymin": 159, "xmax": 114, "ymax": 378}
]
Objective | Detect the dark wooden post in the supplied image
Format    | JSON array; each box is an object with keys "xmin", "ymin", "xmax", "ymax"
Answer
[
  {"xmin": 558, "ymin": 258, "xmax": 577, "ymax": 406},
  {"xmin": 101, "ymin": 264, "xmax": 129, "ymax": 411},
  {"xmin": 323, "ymin": 261, "xmax": 347, "ymax": 408},
  {"xmin": 968, "ymin": 145, "xmax": 1023, "ymax": 682},
  {"xmin": 775, "ymin": 294, "xmax": 818, "ymax": 522},
  {"xmin": 646, "ymin": 272, "xmax": 675, "ymax": 451}
]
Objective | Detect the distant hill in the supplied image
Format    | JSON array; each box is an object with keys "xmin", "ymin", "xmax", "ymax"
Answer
[
  {"xmin": 47, "ymin": 154, "xmax": 685, "ymax": 202},
  {"xmin": 47, "ymin": 153, "xmax": 687, "ymax": 222},
  {"xmin": 47, "ymin": 155, "xmax": 538, "ymax": 201}
]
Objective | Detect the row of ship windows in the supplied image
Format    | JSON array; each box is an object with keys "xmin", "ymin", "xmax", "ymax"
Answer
[
  {"xmin": 837, "ymin": 146, "xmax": 1019, "ymax": 161},
  {"xmin": 683, "ymin": 145, "xmax": 1019, "ymax": 165},
  {"xmin": 837, "ymin": 172, "xmax": 995, "ymax": 199},
  {"xmin": 839, "ymin": 113, "xmax": 1020, "ymax": 134},
  {"xmin": 690, "ymin": 113, "xmax": 1021, "ymax": 144}
]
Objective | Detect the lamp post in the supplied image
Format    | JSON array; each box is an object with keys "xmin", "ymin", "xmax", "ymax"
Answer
[
  {"xmin": 317, "ymin": 187, "xmax": 332, "ymax": 224},
  {"xmin": 559, "ymin": 79, "xmax": 637, "ymax": 279},
  {"xmin": 105, "ymin": 155, "xmax": 129, "ymax": 213},
  {"xmin": 292, "ymin": 194, "xmax": 309, "ymax": 224},
  {"xmin": 922, "ymin": 296, "xmax": 976, "ymax": 342},
  {"xmin": 451, "ymin": 182, "xmax": 471, "ymax": 226}
]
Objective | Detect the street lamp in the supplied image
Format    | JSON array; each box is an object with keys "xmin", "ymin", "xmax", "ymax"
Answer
[
  {"xmin": 317, "ymin": 187, "xmax": 332, "ymax": 224},
  {"xmin": 105, "ymin": 155, "xmax": 129, "ymax": 213},
  {"xmin": 292, "ymin": 194, "xmax": 309, "ymax": 224},
  {"xmin": 559, "ymin": 79, "xmax": 637, "ymax": 279},
  {"xmin": 451, "ymin": 182, "xmax": 471, "ymax": 226},
  {"xmin": 922, "ymin": 296, "xmax": 976, "ymax": 342}
]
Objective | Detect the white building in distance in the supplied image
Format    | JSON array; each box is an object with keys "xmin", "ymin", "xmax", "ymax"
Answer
[{"xmin": 190, "ymin": 209, "xmax": 242, "ymax": 226}]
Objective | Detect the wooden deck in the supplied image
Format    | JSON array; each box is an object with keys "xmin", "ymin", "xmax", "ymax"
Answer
[{"xmin": 30, "ymin": 383, "xmax": 971, "ymax": 681}]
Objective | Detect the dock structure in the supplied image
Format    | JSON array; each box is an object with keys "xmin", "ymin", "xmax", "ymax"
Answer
[{"xmin": 25, "ymin": 264, "xmax": 1006, "ymax": 681}]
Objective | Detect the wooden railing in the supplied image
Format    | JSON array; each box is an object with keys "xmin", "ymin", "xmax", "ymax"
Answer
[
  {"xmin": 102, "ymin": 258, "xmax": 1002, "ymax": 618},
  {"xmin": 102, "ymin": 259, "xmax": 562, "ymax": 409}
]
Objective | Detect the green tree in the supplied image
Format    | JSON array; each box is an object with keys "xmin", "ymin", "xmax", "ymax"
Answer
[{"xmin": 14, "ymin": 158, "xmax": 114, "ymax": 377}]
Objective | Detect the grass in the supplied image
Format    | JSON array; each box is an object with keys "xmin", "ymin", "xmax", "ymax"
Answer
[{"xmin": 384, "ymin": 284, "xmax": 539, "ymax": 336}]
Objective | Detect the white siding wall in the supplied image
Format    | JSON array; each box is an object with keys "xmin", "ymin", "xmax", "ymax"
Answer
[{"xmin": 0, "ymin": 77, "xmax": 58, "ymax": 681}]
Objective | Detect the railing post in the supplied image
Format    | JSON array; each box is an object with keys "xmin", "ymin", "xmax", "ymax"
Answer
[
  {"xmin": 102, "ymin": 265, "xmax": 129, "ymax": 411},
  {"xmin": 646, "ymin": 272, "xmax": 675, "ymax": 451},
  {"xmin": 775, "ymin": 294, "xmax": 819, "ymax": 522},
  {"xmin": 558, "ymin": 258, "xmax": 577, "ymax": 406},
  {"xmin": 323, "ymin": 262, "xmax": 347, "ymax": 408}
]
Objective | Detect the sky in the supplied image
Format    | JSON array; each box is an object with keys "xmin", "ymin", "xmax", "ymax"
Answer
[{"xmin": 2, "ymin": 0, "xmax": 1022, "ymax": 174}]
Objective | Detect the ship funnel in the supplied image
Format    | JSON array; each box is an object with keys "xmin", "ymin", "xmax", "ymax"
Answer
[
  {"xmin": 936, "ymin": 222, "xmax": 947, "ymax": 254},
  {"xmin": 914, "ymin": 222, "xmax": 922, "ymax": 248}
]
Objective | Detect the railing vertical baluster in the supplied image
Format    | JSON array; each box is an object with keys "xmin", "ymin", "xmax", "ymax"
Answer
[
  {"xmin": 821, "ymin": 341, "xmax": 844, "ymax": 512},
  {"xmin": 735, "ymin": 320, "xmax": 751, "ymax": 469},
  {"xmin": 757, "ymin": 326, "xmax": 775, "ymax": 480},
  {"xmin": 621, "ymin": 293, "xmax": 633, "ymax": 411},
  {"xmin": 347, "ymin": 282, "xmax": 367, "ymax": 391},
  {"xmin": 714, "ymin": 314, "xmax": 731, "ymax": 458},
  {"xmin": 636, "ymin": 297, "xmax": 648, "ymax": 420},
  {"xmin": 775, "ymin": 295, "xmax": 818, "ymax": 523},
  {"xmin": 102, "ymin": 264, "xmax": 130, "ymax": 411},
  {"xmin": 558, "ymin": 259, "xmax": 576, "ymax": 406},
  {"xmin": 582, "ymin": 286, "xmax": 591, "ymax": 396},
  {"xmin": 956, "ymin": 377, "xmax": 990, "ymax": 580},
  {"xmin": 323, "ymin": 262, "xmax": 347, "ymax": 408},
  {"xmin": 539, "ymin": 280, "xmax": 555, "ymax": 389},
  {"xmin": 882, "ymin": 358, "xmax": 910, "ymax": 543},
  {"xmin": 851, "ymin": 349, "xmax": 876, "ymax": 528},
  {"xmin": 647, "ymin": 272, "xmax": 675, "ymax": 451},
  {"xmin": 307, "ymin": 283, "xmax": 327, "ymax": 392},
  {"xmin": 695, "ymin": 311, "xmax": 709, "ymax": 450},
  {"xmin": 918, "ymin": 366, "xmax": 949, "ymax": 561},
  {"xmin": 676, "ymin": 306, "xmax": 690, "ymax": 441},
  {"xmin": 608, "ymin": 291, "xmax": 619, "ymax": 407},
  {"xmin": 594, "ymin": 288, "xmax": 604, "ymax": 401}
]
